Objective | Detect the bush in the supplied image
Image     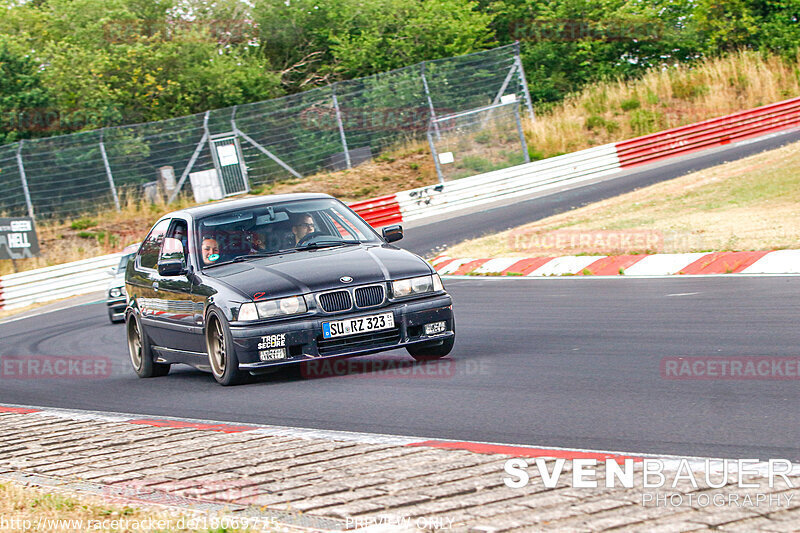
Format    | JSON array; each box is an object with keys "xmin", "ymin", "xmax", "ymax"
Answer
[
  {"xmin": 474, "ymin": 131, "xmax": 491, "ymax": 144},
  {"xmin": 620, "ymin": 98, "xmax": 641, "ymax": 111},
  {"xmin": 459, "ymin": 155, "xmax": 494, "ymax": 174},
  {"xmin": 671, "ymin": 78, "xmax": 709, "ymax": 100},
  {"xmin": 629, "ymin": 109, "xmax": 665, "ymax": 136},
  {"xmin": 70, "ymin": 218, "xmax": 97, "ymax": 230},
  {"xmin": 585, "ymin": 115, "xmax": 606, "ymax": 130}
]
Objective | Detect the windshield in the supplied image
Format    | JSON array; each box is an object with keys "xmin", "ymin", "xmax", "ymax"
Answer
[
  {"xmin": 195, "ymin": 198, "xmax": 383, "ymax": 268},
  {"xmin": 116, "ymin": 253, "xmax": 135, "ymax": 273}
]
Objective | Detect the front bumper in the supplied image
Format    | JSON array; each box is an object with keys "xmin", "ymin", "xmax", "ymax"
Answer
[
  {"xmin": 230, "ymin": 294, "xmax": 454, "ymax": 371},
  {"xmin": 106, "ymin": 297, "xmax": 127, "ymax": 319}
]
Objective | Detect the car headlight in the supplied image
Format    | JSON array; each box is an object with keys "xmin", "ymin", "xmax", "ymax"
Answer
[
  {"xmin": 392, "ymin": 275, "xmax": 442, "ymax": 298},
  {"xmin": 238, "ymin": 296, "xmax": 308, "ymax": 322},
  {"xmin": 109, "ymin": 287, "xmax": 123, "ymax": 298},
  {"xmin": 255, "ymin": 296, "xmax": 307, "ymax": 319},
  {"xmin": 238, "ymin": 302, "xmax": 259, "ymax": 321}
]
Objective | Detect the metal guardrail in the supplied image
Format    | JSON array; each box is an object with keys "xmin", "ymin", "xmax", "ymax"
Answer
[
  {"xmin": 0, "ymin": 254, "xmax": 119, "ymax": 311},
  {"xmin": 396, "ymin": 143, "xmax": 620, "ymax": 221},
  {"xmin": 616, "ymin": 96, "xmax": 800, "ymax": 167},
  {"xmin": 348, "ymin": 195, "xmax": 403, "ymax": 227},
  {"xmin": 2, "ymin": 96, "xmax": 798, "ymax": 313}
]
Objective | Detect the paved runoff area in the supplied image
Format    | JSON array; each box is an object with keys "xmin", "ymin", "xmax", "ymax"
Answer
[{"xmin": 1, "ymin": 405, "xmax": 799, "ymax": 532}]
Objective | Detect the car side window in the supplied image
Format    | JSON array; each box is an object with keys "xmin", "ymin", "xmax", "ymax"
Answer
[
  {"xmin": 138, "ymin": 219, "xmax": 171, "ymax": 270},
  {"xmin": 166, "ymin": 220, "xmax": 189, "ymax": 260}
]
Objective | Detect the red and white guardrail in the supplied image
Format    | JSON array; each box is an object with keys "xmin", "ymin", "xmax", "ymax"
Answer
[
  {"xmin": 431, "ymin": 250, "xmax": 800, "ymax": 277},
  {"xmin": 353, "ymin": 96, "xmax": 800, "ymax": 228}
]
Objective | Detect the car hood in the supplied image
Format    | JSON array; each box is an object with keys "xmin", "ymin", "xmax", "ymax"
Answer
[
  {"xmin": 107, "ymin": 272, "xmax": 126, "ymax": 290},
  {"xmin": 201, "ymin": 244, "xmax": 432, "ymax": 299}
]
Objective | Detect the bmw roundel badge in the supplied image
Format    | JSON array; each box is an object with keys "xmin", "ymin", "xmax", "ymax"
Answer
[{"xmin": 340, "ymin": 276, "xmax": 353, "ymax": 283}]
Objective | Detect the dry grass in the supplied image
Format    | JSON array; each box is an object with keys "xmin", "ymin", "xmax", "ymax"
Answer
[
  {"xmin": 2, "ymin": 51, "xmax": 798, "ymax": 276},
  {"xmin": 0, "ymin": 481, "xmax": 256, "ymax": 532},
  {"xmin": 445, "ymin": 140, "xmax": 800, "ymax": 258},
  {"xmin": 524, "ymin": 50, "xmax": 800, "ymax": 157},
  {"xmin": 251, "ymin": 139, "xmax": 438, "ymax": 199}
]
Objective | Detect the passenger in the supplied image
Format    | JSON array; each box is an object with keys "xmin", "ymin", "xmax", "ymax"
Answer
[
  {"xmin": 172, "ymin": 225, "xmax": 189, "ymax": 254},
  {"xmin": 201, "ymin": 237, "xmax": 220, "ymax": 265},
  {"xmin": 290, "ymin": 213, "xmax": 315, "ymax": 244}
]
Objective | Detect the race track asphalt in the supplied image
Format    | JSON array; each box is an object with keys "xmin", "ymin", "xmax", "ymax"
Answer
[
  {"xmin": 1, "ymin": 130, "xmax": 799, "ymax": 461},
  {"xmin": 1, "ymin": 277, "xmax": 798, "ymax": 461}
]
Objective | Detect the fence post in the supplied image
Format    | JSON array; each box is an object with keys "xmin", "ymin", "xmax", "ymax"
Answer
[
  {"xmin": 514, "ymin": 105, "xmax": 531, "ymax": 164},
  {"xmin": 15, "ymin": 141, "xmax": 35, "ymax": 219},
  {"xmin": 427, "ymin": 130, "xmax": 445, "ymax": 184},
  {"xmin": 99, "ymin": 130, "xmax": 121, "ymax": 211},
  {"xmin": 331, "ymin": 84, "xmax": 351, "ymax": 169},
  {"xmin": 513, "ymin": 41, "xmax": 535, "ymax": 121},
  {"xmin": 168, "ymin": 111, "xmax": 210, "ymax": 204},
  {"xmin": 420, "ymin": 62, "xmax": 441, "ymax": 140}
]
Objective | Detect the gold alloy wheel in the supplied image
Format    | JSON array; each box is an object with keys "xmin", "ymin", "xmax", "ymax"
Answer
[
  {"xmin": 127, "ymin": 319, "xmax": 142, "ymax": 370},
  {"xmin": 208, "ymin": 319, "xmax": 227, "ymax": 377}
]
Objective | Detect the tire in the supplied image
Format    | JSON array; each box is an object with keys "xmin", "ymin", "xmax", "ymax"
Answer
[
  {"xmin": 126, "ymin": 313, "xmax": 170, "ymax": 378},
  {"xmin": 206, "ymin": 308, "xmax": 246, "ymax": 386},
  {"xmin": 407, "ymin": 335, "xmax": 455, "ymax": 361}
]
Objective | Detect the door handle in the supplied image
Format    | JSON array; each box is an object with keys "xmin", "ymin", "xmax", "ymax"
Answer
[{"xmin": 152, "ymin": 281, "xmax": 159, "ymax": 292}]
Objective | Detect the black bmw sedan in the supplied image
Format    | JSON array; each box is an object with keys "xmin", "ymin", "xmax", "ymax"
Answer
[{"xmin": 125, "ymin": 193, "xmax": 455, "ymax": 385}]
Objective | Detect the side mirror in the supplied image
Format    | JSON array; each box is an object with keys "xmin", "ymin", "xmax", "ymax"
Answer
[
  {"xmin": 382, "ymin": 224, "xmax": 403, "ymax": 243},
  {"xmin": 157, "ymin": 237, "xmax": 186, "ymax": 276}
]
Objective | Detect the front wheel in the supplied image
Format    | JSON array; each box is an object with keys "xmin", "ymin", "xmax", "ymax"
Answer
[
  {"xmin": 206, "ymin": 309, "xmax": 246, "ymax": 386},
  {"xmin": 126, "ymin": 313, "xmax": 170, "ymax": 378},
  {"xmin": 406, "ymin": 335, "xmax": 455, "ymax": 361}
]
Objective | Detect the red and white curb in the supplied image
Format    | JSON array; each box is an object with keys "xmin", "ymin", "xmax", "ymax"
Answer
[
  {"xmin": 432, "ymin": 250, "xmax": 800, "ymax": 277},
  {"xmin": 1, "ymin": 403, "xmax": 798, "ymax": 477}
]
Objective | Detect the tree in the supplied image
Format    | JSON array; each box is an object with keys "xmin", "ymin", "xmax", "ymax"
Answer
[
  {"xmin": 254, "ymin": 0, "xmax": 496, "ymax": 91},
  {"xmin": 0, "ymin": 37, "xmax": 54, "ymax": 144}
]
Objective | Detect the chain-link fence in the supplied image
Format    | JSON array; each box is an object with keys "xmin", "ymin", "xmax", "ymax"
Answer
[
  {"xmin": 428, "ymin": 99, "xmax": 531, "ymax": 182},
  {"xmin": 0, "ymin": 43, "xmax": 532, "ymax": 220}
]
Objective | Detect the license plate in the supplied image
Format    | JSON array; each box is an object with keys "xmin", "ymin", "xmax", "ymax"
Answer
[{"xmin": 322, "ymin": 312, "xmax": 395, "ymax": 339}]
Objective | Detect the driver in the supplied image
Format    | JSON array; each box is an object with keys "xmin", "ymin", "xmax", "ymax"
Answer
[{"xmin": 290, "ymin": 213, "xmax": 315, "ymax": 245}]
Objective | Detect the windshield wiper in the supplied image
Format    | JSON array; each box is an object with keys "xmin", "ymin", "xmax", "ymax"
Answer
[
  {"xmin": 297, "ymin": 240, "xmax": 361, "ymax": 250},
  {"xmin": 231, "ymin": 249, "xmax": 299, "ymax": 261}
]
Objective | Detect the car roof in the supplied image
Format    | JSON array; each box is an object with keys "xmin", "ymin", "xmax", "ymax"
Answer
[
  {"xmin": 121, "ymin": 242, "xmax": 141, "ymax": 255},
  {"xmin": 169, "ymin": 193, "xmax": 336, "ymax": 220}
]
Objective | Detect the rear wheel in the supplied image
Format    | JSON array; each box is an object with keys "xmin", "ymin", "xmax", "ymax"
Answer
[
  {"xmin": 406, "ymin": 335, "xmax": 455, "ymax": 361},
  {"xmin": 126, "ymin": 314, "xmax": 170, "ymax": 377},
  {"xmin": 206, "ymin": 309, "xmax": 246, "ymax": 386}
]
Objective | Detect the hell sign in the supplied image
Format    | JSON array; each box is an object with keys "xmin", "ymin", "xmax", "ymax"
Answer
[{"xmin": 0, "ymin": 217, "xmax": 40, "ymax": 260}]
